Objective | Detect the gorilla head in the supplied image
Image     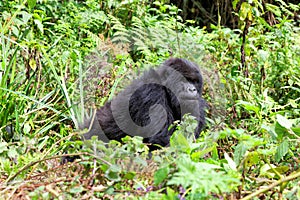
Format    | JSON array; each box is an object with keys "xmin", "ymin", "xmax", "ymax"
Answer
[{"xmin": 83, "ymin": 58, "xmax": 206, "ymax": 149}]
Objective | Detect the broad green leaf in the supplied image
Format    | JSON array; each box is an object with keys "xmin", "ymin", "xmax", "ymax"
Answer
[
  {"xmin": 276, "ymin": 114, "xmax": 292, "ymax": 129},
  {"xmin": 234, "ymin": 143, "xmax": 248, "ymax": 165},
  {"xmin": 123, "ymin": 171, "xmax": 136, "ymax": 180},
  {"xmin": 27, "ymin": 0, "xmax": 37, "ymax": 9},
  {"xmin": 22, "ymin": 12, "xmax": 33, "ymax": 23},
  {"xmin": 269, "ymin": 166, "xmax": 289, "ymax": 174},
  {"xmin": 105, "ymin": 165, "xmax": 121, "ymax": 181},
  {"xmin": 34, "ymin": 19, "xmax": 44, "ymax": 33},
  {"xmin": 165, "ymin": 187, "xmax": 177, "ymax": 199},
  {"xmin": 168, "ymin": 155, "xmax": 239, "ymax": 195},
  {"xmin": 23, "ymin": 122, "xmax": 31, "ymax": 134},
  {"xmin": 224, "ymin": 152, "xmax": 237, "ymax": 171},
  {"xmin": 261, "ymin": 124, "xmax": 277, "ymax": 139},
  {"xmin": 212, "ymin": 145, "xmax": 219, "ymax": 160},
  {"xmin": 236, "ymin": 100, "xmax": 259, "ymax": 115},
  {"xmin": 170, "ymin": 131, "xmax": 190, "ymax": 149},
  {"xmin": 260, "ymin": 164, "xmax": 276, "ymax": 178},
  {"xmin": 244, "ymin": 151, "xmax": 260, "ymax": 167},
  {"xmin": 275, "ymin": 122, "xmax": 288, "ymax": 140},
  {"xmin": 289, "ymin": 99, "xmax": 298, "ymax": 108},
  {"xmin": 240, "ymin": 2, "xmax": 252, "ymax": 21},
  {"xmin": 154, "ymin": 166, "xmax": 169, "ymax": 185},
  {"xmin": 232, "ymin": 0, "xmax": 239, "ymax": 10},
  {"xmin": 191, "ymin": 145, "xmax": 215, "ymax": 160},
  {"xmin": 7, "ymin": 147, "xmax": 18, "ymax": 159},
  {"xmin": 11, "ymin": 26, "xmax": 19, "ymax": 37},
  {"xmin": 29, "ymin": 58, "xmax": 37, "ymax": 70},
  {"xmin": 275, "ymin": 140, "xmax": 289, "ymax": 162},
  {"xmin": 260, "ymin": 165, "xmax": 289, "ymax": 178},
  {"xmin": 265, "ymin": 3, "xmax": 282, "ymax": 17},
  {"xmin": 291, "ymin": 127, "xmax": 300, "ymax": 136}
]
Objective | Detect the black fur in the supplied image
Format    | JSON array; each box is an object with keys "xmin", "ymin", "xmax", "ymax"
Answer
[{"xmin": 83, "ymin": 58, "xmax": 206, "ymax": 149}]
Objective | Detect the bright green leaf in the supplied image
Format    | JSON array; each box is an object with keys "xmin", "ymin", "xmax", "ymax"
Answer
[
  {"xmin": 29, "ymin": 58, "xmax": 37, "ymax": 71},
  {"xmin": 105, "ymin": 165, "xmax": 121, "ymax": 181},
  {"xmin": 7, "ymin": 147, "xmax": 18, "ymax": 159},
  {"xmin": 292, "ymin": 127, "xmax": 300, "ymax": 136},
  {"xmin": 34, "ymin": 19, "xmax": 43, "ymax": 33},
  {"xmin": 27, "ymin": 0, "xmax": 37, "ymax": 9},
  {"xmin": 261, "ymin": 124, "xmax": 277, "ymax": 139},
  {"xmin": 244, "ymin": 151, "xmax": 260, "ymax": 167},
  {"xmin": 232, "ymin": 0, "xmax": 239, "ymax": 10},
  {"xmin": 265, "ymin": 3, "xmax": 282, "ymax": 17},
  {"xmin": 240, "ymin": 2, "xmax": 252, "ymax": 21},
  {"xmin": 170, "ymin": 131, "xmax": 190, "ymax": 149},
  {"xmin": 236, "ymin": 100, "xmax": 260, "ymax": 116},
  {"xmin": 276, "ymin": 114, "xmax": 292, "ymax": 129},
  {"xmin": 224, "ymin": 152, "xmax": 237, "ymax": 171},
  {"xmin": 22, "ymin": 12, "xmax": 33, "ymax": 23},
  {"xmin": 268, "ymin": 165, "xmax": 289, "ymax": 174},
  {"xmin": 260, "ymin": 164, "xmax": 276, "ymax": 178},
  {"xmin": 154, "ymin": 166, "xmax": 169, "ymax": 185},
  {"xmin": 234, "ymin": 143, "xmax": 248, "ymax": 165},
  {"xmin": 23, "ymin": 123, "xmax": 31, "ymax": 134},
  {"xmin": 275, "ymin": 122, "xmax": 288, "ymax": 140},
  {"xmin": 275, "ymin": 140, "xmax": 289, "ymax": 162},
  {"xmin": 123, "ymin": 171, "xmax": 136, "ymax": 180}
]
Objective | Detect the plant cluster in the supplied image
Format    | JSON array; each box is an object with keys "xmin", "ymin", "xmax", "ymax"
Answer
[{"xmin": 0, "ymin": 0, "xmax": 299, "ymax": 199}]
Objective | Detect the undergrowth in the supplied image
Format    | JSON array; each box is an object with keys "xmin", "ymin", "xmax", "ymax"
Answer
[{"xmin": 0, "ymin": 0, "xmax": 300, "ymax": 199}]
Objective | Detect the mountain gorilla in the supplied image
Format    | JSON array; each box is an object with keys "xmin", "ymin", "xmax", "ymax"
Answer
[{"xmin": 82, "ymin": 58, "xmax": 206, "ymax": 149}]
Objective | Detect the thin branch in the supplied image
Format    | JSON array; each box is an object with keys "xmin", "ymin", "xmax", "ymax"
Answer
[
  {"xmin": 6, "ymin": 152, "xmax": 112, "ymax": 183},
  {"xmin": 241, "ymin": 171, "xmax": 300, "ymax": 200}
]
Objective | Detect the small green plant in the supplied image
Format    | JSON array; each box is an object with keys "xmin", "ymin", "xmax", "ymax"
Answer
[{"xmin": 154, "ymin": 115, "xmax": 240, "ymax": 199}]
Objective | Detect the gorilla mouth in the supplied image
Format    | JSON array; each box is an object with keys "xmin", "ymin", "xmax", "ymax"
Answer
[
  {"xmin": 180, "ymin": 94, "xmax": 199, "ymax": 101},
  {"xmin": 183, "ymin": 98, "xmax": 198, "ymax": 101}
]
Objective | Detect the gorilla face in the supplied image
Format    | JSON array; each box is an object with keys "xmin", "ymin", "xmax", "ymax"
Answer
[
  {"xmin": 83, "ymin": 58, "xmax": 206, "ymax": 149},
  {"xmin": 175, "ymin": 80, "xmax": 199, "ymax": 101}
]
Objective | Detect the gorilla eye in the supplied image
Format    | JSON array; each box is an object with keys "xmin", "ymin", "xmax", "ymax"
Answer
[{"xmin": 187, "ymin": 78, "xmax": 199, "ymax": 84}]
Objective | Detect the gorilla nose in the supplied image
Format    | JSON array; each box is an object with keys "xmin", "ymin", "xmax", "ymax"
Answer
[{"xmin": 188, "ymin": 87, "xmax": 196, "ymax": 92}]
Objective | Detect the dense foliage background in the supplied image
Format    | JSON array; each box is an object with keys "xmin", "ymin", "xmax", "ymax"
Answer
[{"xmin": 0, "ymin": 0, "xmax": 299, "ymax": 199}]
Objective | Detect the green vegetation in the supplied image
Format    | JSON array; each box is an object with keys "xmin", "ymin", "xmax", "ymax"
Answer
[{"xmin": 0, "ymin": 0, "xmax": 299, "ymax": 199}]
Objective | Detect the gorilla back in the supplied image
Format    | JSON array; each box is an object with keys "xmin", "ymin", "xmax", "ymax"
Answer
[{"xmin": 83, "ymin": 58, "xmax": 206, "ymax": 149}]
